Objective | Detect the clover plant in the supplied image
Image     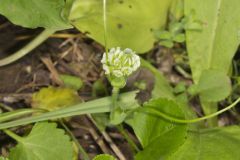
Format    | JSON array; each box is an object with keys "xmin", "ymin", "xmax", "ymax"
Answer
[{"xmin": 0, "ymin": 0, "xmax": 240, "ymax": 160}]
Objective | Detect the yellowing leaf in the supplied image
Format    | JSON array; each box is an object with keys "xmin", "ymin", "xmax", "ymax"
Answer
[{"xmin": 32, "ymin": 87, "xmax": 81, "ymax": 111}]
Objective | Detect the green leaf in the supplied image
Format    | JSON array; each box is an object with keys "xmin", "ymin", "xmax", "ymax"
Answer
[
  {"xmin": 185, "ymin": 0, "xmax": 240, "ymax": 83},
  {"xmin": 60, "ymin": 74, "xmax": 83, "ymax": 90},
  {"xmin": 160, "ymin": 40, "xmax": 174, "ymax": 48},
  {"xmin": 0, "ymin": 91, "xmax": 138, "ymax": 129},
  {"xmin": 9, "ymin": 122, "xmax": 74, "ymax": 160},
  {"xmin": 32, "ymin": 87, "xmax": 81, "ymax": 111},
  {"xmin": 196, "ymin": 69, "xmax": 231, "ymax": 102},
  {"xmin": 155, "ymin": 30, "xmax": 172, "ymax": 40},
  {"xmin": 151, "ymin": 69, "xmax": 174, "ymax": 99},
  {"xmin": 173, "ymin": 33, "xmax": 185, "ymax": 43},
  {"xmin": 92, "ymin": 113, "xmax": 109, "ymax": 131},
  {"xmin": 128, "ymin": 98, "xmax": 187, "ymax": 147},
  {"xmin": 0, "ymin": 157, "xmax": 9, "ymax": 160},
  {"xmin": 93, "ymin": 154, "xmax": 116, "ymax": 160},
  {"xmin": 68, "ymin": 0, "xmax": 172, "ymax": 53},
  {"xmin": 128, "ymin": 98, "xmax": 187, "ymax": 159},
  {"xmin": 169, "ymin": 0, "xmax": 184, "ymax": 21},
  {"xmin": 0, "ymin": 0, "xmax": 71, "ymax": 29},
  {"xmin": 140, "ymin": 58, "xmax": 174, "ymax": 99},
  {"xmin": 92, "ymin": 79, "xmax": 108, "ymax": 97},
  {"xmin": 168, "ymin": 126, "xmax": 240, "ymax": 160}
]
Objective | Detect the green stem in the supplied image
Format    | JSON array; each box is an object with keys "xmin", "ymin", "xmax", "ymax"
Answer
[
  {"xmin": 103, "ymin": 0, "xmax": 109, "ymax": 60},
  {"xmin": 110, "ymin": 87, "xmax": 120, "ymax": 122},
  {"xmin": 117, "ymin": 125, "xmax": 140, "ymax": 152},
  {"xmin": 60, "ymin": 120, "xmax": 90, "ymax": 160},
  {"xmin": 0, "ymin": 103, "xmax": 13, "ymax": 111},
  {"xmin": 112, "ymin": 87, "xmax": 119, "ymax": 110},
  {"xmin": 140, "ymin": 58, "xmax": 159, "ymax": 75},
  {"xmin": 201, "ymin": 100, "xmax": 218, "ymax": 127},
  {"xmin": 1, "ymin": 91, "xmax": 238, "ymax": 130},
  {"xmin": 0, "ymin": 108, "xmax": 46, "ymax": 123},
  {"xmin": 0, "ymin": 29, "xmax": 55, "ymax": 66},
  {"xmin": 141, "ymin": 96, "xmax": 240, "ymax": 124},
  {"xmin": 4, "ymin": 129, "xmax": 24, "ymax": 142}
]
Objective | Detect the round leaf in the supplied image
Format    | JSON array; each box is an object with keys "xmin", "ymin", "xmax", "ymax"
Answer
[
  {"xmin": 68, "ymin": 0, "xmax": 172, "ymax": 53},
  {"xmin": 9, "ymin": 122, "xmax": 74, "ymax": 160}
]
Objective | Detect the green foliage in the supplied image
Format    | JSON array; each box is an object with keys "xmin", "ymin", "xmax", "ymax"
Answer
[
  {"xmin": 0, "ymin": 157, "xmax": 8, "ymax": 160},
  {"xmin": 155, "ymin": 7, "xmax": 202, "ymax": 48},
  {"xmin": 155, "ymin": 21, "xmax": 186, "ymax": 48},
  {"xmin": 130, "ymin": 98, "xmax": 240, "ymax": 160},
  {"xmin": 189, "ymin": 69, "xmax": 231, "ymax": 102},
  {"xmin": 92, "ymin": 79, "xmax": 108, "ymax": 97},
  {"xmin": 170, "ymin": 0, "xmax": 184, "ymax": 21},
  {"xmin": 151, "ymin": 69, "xmax": 174, "ymax": 99},
  {"xmin": 185, "ymin": 0, "xmax": 240, "ymax": 83},
  {"xmin": 32, "ymin": 87, "xmax": 81, "ymax": 111},
  {"xmin": 93, "ymin": 154, "xmax": 116, "ymax": 160},
  {"xmin": 1, "ymin": 1, "xmax": 240, "ymax": 159},
  {"xmin": 0, "ymin": 91, "xmax": 139, "ymax": 129},
  {"xmin": 0, "ymin": 0, "xmax": 71, "ymax": 30},
  {"xmin": 140, "ymin": 58, "xmax": 174, "ymax": 99},
  {"xmin": 127, "ymin": 98, "xmax": 187, "ymax": 159},
  {"xmin": 68, "ymin": 0, "xmax": 172, "ymax": 53},
  {"xmin": 128, "ymin": 98, "xmax": 186, "ymax": 147},
  {"xmin": 9, "ymin": 122, "xmax": 74, "ymax": 160},
  {"xmin": 60, "ymin": 74, "xmax": 83, "ymax": 90},
  {"xmin": 168, "ymin": 126, "xmax": 240, "ymax": 160}
]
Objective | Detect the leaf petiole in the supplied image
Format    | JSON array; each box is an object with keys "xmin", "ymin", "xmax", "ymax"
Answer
[
  {"xmin": 142, "ymin": 97, "xmax": 240, "ymax": 124},
  {"xmin": 0, "ymin": 29, "xmax": 55, "ymax": 66}
]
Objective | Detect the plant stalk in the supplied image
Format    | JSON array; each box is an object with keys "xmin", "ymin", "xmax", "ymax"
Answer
[
  {"xmin": 142, "ymin": 96, "xmax": 240, "ymax": 124},
  {"xmin": 4, "ymin": 129, "xmax": 24, "ymax": 142},
  {"xmin": 110, "ymin": 87, "xmax": 120, "ymax": 121},
  {"xmin": 117, "ymin": 125, "xmax": 140, "ymax": 153},
  {"xmin": 200, "ymin": 100, "xmax": 218, "ymax": 127},
  {"xmin": 0, "ymin": 29, "xmax": 55, "ymax": 66},
  {"xmin": 60, "ymin": 120, "xmax": 90, "ymax": 160}
]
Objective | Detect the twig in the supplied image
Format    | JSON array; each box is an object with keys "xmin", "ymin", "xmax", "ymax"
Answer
[
  {"xmin": 117, "ymin": 125, "xmax": 140, "ymax": 153},
  {"xmin": 71, "ymin": 118, "xmax": 111, "ymax": 154},
  {"xmin": 40, "ymin": 57, "xmax": 63, "ymax": 86},
  {"xmin": 87, "ymin": 115, "xmax": 126, "ymax": 160},
  {"xmin": 60, "ymin": 120, "xmax": 90, "ymax": 160}
]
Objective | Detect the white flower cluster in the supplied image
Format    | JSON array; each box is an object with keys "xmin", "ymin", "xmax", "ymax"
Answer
[{"xmin": 101, "ymin": 47, "xmax": 140, "ymax": 78}]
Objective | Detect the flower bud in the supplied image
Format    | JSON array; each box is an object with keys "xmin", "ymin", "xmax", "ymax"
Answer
[
  {"xmin": 101, "ymin": 47, "xmax": 140, "ymax": 77},
  {"xmin": 101, "ymin": 47, "xmax": 141, "ymax": 88}
]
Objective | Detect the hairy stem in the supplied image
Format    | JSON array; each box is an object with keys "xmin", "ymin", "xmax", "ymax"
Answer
[{"xmin": 0, "ymin": 29, "xmax": 55, "ymax": 66}]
